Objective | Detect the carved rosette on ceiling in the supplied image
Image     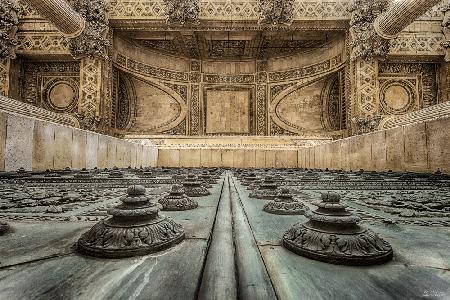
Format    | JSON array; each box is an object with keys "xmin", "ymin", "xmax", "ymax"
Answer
[
  {"xmin": 349, "ymin": 0, "xmax": 390, "ymax": 61},
  {"xmin": 164, "ymin": 0, "xmax": 200, "ymax": 26},
  {"xmin": 258, "ymin": 0, "xmax": 294, "ymax": 26},
  {"xmin": 69, "ymin": 0, "xmax": 110, "ymax": 59},
  {"xmin": 0, "ymin": 0, "xmax": 20, "ymax": 61}
]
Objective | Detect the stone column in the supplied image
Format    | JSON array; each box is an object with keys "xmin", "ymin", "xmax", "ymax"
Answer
[
  {"xmin": 23, "ymin": 0, "xmax": 85, "ymax": 37},
  {"xmin": 189, "ymin": 59, "xmax": 201, "ymax": 135},
  {"xmin": 374, "ymin": 0, "xmax": 442, "ymax": 39},
  {"xmin": 349, "ymin": 0, "xmax": 387, "ymax": 135}
]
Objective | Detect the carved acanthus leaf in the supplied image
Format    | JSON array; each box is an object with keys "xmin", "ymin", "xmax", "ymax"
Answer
[
  {"xmin": 163, "ymin": 0, "xmax": 200, "ymax": 26},
  {"xmin": 349, "ymin": 0, "xmax": 390, "ymax": 61},
  {"xmin": 69, "ymin": 0, "xmax": 110, "ymax": 59},
  {"xmin": 0, "ymin": 0, "xmax": 20, "ymax": 61},
  {"xmin": 258, "ymin": 0, "xmax": 294, "ymax": 26}
]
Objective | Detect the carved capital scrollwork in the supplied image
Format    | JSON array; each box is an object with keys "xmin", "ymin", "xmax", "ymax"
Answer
[
  {"xmin": 258, "ymin": 0, "xmax": 294, "ymax": 26},
  {"xmin": 0, "ymin": 0, "xmax": 20, "ymax": 61},
  {"xmin": 349, "ymin": 0, "xmax": 390, "ymax": 62},
  {"xmin": 163, "ymin": 0, "xmax": 200, "ymax": 26},
  {"xmin": 69, "ymin": 0, "xmax": 110, "ymax": 59}
]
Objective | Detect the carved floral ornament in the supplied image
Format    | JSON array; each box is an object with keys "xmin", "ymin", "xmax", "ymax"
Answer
[
  {"xmin": 349, "ymin": 0, "xmax": 390, "ymax": 61},
  {"xmin": 258, "ymin": 0, "xmax": 295, "ymax": 26},
  {"xmin": 0, "ymin": 0, "xmax": 20, "ymax": 61},
  {"xmin": 69, "ymin": 0, "xmax": 110, "ymax": 59},
  {"xmin": 163, "ymin": 0, "xmax": 200, "ymax": 26},
  {"xmin": 441, "ymin": 4, "xmax": 450, "ymax": 61}
]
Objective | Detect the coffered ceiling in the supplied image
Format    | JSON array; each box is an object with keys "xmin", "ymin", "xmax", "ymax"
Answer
[{"xmin": 119, "ymin": 30, "xmax": 342, "ymax": 60}]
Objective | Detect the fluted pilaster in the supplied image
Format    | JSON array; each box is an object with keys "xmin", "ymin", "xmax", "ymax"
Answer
[{"xmin": 374, "ymin": 0, "xmax": 442, "ymax": 39}]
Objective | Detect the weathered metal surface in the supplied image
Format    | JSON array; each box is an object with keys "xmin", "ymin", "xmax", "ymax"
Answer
[
  {"xmin": 198, "ymin": 174, "xmax": 237, "ymax": 300},
  {"xmin": 229, "ymin": 176, "xmax": 278, "ymax": 300}
]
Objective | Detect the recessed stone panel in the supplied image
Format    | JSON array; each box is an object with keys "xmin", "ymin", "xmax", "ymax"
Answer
[{"xmin": 205, "ymin": 88, "xmax": 252, "ymax": 134}]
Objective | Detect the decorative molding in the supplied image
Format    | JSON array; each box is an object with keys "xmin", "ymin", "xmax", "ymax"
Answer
[
  {"xmin": 115, "ymin": 53, "xmax": 189, "ymax": 82},
  {"xmin": 164, "ymin": 0, "xmax": 200, "ymax": 25},
  {"xmin": 77, "ymin": 58, "xmax": 103, "ymax": 130},
  {"xmin": 268, "ymin": 54, "xmax": 343, "ymax": 82},
  {"xmin": 0, "ymin": 60, "xmax": 10, "ymax": 96},
  {"xmin": 390, "ymin": 33, "xmax": 444, "ymax": 56},
  {"xmin": 20, "ymin": 61, "xmax": 80, "ymax": 113},
  {"xmin": 379, "ymin": 78, "xmax": 418, "ymax": 115},
  {"xmin": 354, "ymin": 59, "xmax": 379, "ymax": 117},
  {"xmin": 0, "ymin": 94, "xmax": 80, "ymax": 127},
  {"xmin": 69, "ymin": 0, "xmax": 110, "ymax": 59},
  {"xmin": 256, "ymin": 84, "xmax": 267, "ymax": 135},
  {"xmin": 258, "ymin": 0, "xmax": 295, "ymax": 26},
  {"xmin": 379, "ymin": 101, "xmax": 450, "ymax": 130},
  {"xmin": 442, "ymin": 3, "xmax": 450, "ymax": 61},
  {"xmin": 203, "ymin": 74, "xmax": 255, "ymax": 84},
  {"xmin": 108, "ymin": 0, "xmax": 352, "ymax": 21},
  {"xmin": 0, "ymin": 0, "xmax": 20, "ymax": 61},
  {"xmin": 321, "ymin": 74, "xmax": 342, "ymax": 131},
  {"xmin": 16, "ymin": 33, "xmax": 70, "ymax": 54},
  {"xmin": 190, "ymin": 84, "xmax": 200, "ymax": 135},
  {"xmin": 379, "ymin": 62, "xmax": 439, "ymax": 109},
  {"xmin": 349, "ymin": 0, "xmax": 389, "ymax": 62}
]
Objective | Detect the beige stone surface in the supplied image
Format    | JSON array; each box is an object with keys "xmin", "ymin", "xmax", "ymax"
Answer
[
  {"xmin": 106, "ymin": 139, "xmax": 117, "ymax": 168},
  {"xmin": 385, "ymin": 127, "xmax": 405, "ymax": 171},
  {"xmin": 72, "ymin": 129, "xmax": 87, "ymax": 170},
  {"xmin": 205, "ymin": 89, "xmax": 250, "ymax": 134},
  {"xmin": 53, "ymin": 125, "xmax": 72, "ymax": 170},
  {"xmin": 233, "ymin": 149, "xmax": 245, "ymax": 168},
  {"xmin": 97, "ymin": 135, "xmax": 108, "ymax": 169},
  {"xmin": 371, "ymin": 131, "xmax": 387, "ymax": 171},
  {"xmin": 211, "ymin": 149, "xmax": 222, "ymax": 167},
  {"xmin": 427, "ymin": 117, "xmax": 450, "ymax": 173},
  {"xmin": 265, "ymin": 150, "xmax": 276, "ymax": 167},
  {"xmin": 32, "ymin": 120, "xmax": 55, "ymax": 171},
  {"xmin": 0, "ymin": 112, "xmax": 6, "ymax": 171},
  {"xmin": 86, "ymin": 132, "xmax": 98, "ymax": 169},
  {"xmin": 200, "ymin": 149, "xmax": 211, "ymax": 167},
  {"xmin": 221, "ymin": 150, "xmax": 233, "ymax": 167},
  {"xmin": 340, "ymin": 139, "xmax": 350, "ymax": 171},
  {"xmin": 180, "ymin": 149, "xmax": 200, "ymax": 167},
  {"xmin": 243, "ymin": 149, "xmax": 256, "ymax": 168},
  {"xmin": 5, "ymin": 115, "xmax": 34, "ymax": 171},
  {"xmin": 403, "ymin": 123, "xmax": 429, "ymax": 172},
  {"xmin": 255, "ymin": 150, "xmax": 265, "ymax": 168}
]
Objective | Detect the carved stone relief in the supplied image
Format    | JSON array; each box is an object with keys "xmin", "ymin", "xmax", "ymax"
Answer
[
  {"xmin": 0, "ymin": 0, "xmax": 20, "ymax": 61},
  {"xmin": 378, "ymin": 62, "xmax": 439, "ymax": 109},
  {"xmin": 349, "ymin": 0, "xmax": 389, "ymax": 62},
  {"xmin": 20, "ymin": 61, "xmax": 80, "ymax": 113},
  {"xmin": 270, "ymin": 77, "xmax": 333, "ymax": 135},
  {"xmin": 163, "ymin": 0, "xmax": 200, "ymax": 25},
  {"xmin": 203, "ymin": 86, "xmax": 254, "ymax": 135},
  {"xmin": 69, "ymin": 0, "xmax": 110, "ymax": 59},
  {"xmin": 258, "ymin": 0, "xmax": 295, "ymax": 26},
  {"xmin": 112, "ymin": 69, "xmax": 187, "ymax": 134}
]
